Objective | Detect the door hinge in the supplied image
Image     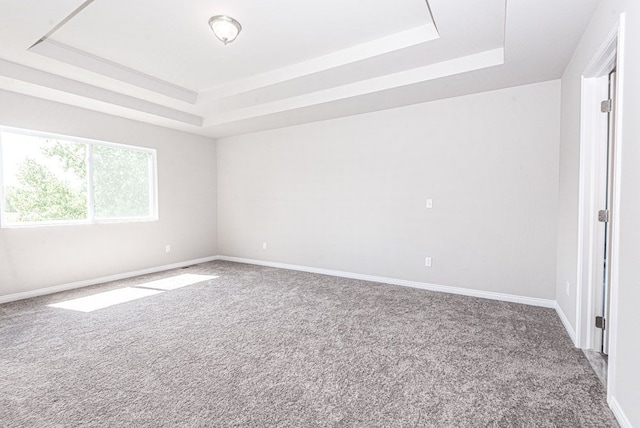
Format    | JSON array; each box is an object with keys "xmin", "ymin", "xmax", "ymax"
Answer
[
  {"xmin": 596, "ymin": 316, "xmax": 606, "ymax": 330},
  {"xmin": 601, "ymin": 99, "xmax": 612, "ymax": 113},
  {"xmin": 598, "ymin": 209, "xmax": 609, "ymax": 223}
]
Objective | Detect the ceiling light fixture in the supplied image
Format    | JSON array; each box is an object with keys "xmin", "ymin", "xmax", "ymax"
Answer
[{"xmin": 208, "ymin": 15, "xmax": 242, "ymax": 45}]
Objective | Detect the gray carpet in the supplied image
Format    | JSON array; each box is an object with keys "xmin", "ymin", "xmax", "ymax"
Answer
[{"xmin": 0, "ymin": 261, "xmax": 618, "ymax": 427}]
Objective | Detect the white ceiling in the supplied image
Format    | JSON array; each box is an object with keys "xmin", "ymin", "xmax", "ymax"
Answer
[
  {"xmin": 52, "ymin": 0, "xmax": 434, "ymax": 90},
  {"xmin": 0, "ymin": 0, "xmax": 600, "ymax": 138}
]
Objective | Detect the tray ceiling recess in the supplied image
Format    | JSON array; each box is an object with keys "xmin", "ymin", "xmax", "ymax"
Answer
[{"xmin": 0, "ymin": 0, "xmax": 600, "ymax": 137}]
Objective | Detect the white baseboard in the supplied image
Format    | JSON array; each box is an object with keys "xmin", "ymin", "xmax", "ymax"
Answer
[
  {"xmin": 216, "ymin": 256, "xmax": 556, "ymax": 308},
  {"xmin": 0, "ymin": 256, "xmax": 219, "ymax": 305},
  {"xmin": 554, "ymin": 302, "xmax": 577, "ymax": 346},
  {"xmin": 2, "ymin": 253, "xmax": 559, "ymax": 312},
  {"xmin": 609, "ymin": 396, "xmax": 633, "ymax": 428}
]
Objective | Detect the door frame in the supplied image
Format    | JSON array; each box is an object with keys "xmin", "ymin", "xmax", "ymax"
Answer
[
  {"xmin": 583, "ymin": 72, "xmax": 610, "ymax": 352},
  {"xmin": 575, "ymin": 13, "xmax": 625, "ymax": 398}
]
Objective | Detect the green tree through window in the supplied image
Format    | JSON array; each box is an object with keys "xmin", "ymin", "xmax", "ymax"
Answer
[
  {"xmin": 1, "ymin": 131, "xmax": 156, "ymax": 226},
  {"xmin": 6, "ymin": 140, "xmax": 87, "ymax": 223}
]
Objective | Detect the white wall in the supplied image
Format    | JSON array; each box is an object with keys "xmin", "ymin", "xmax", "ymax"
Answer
[
  {"xmin": 557, "ymin": 1, "xmax": 640, "ymax": 426},
  {"xmin": 0, "ymin": 90, "xmax": 217, "ymax": 298},
  {"xmin": 217, "ymin": 80, "xmax": 560, "ymax": 300}
]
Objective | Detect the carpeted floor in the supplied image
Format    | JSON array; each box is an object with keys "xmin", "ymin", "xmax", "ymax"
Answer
[{"xmin": 0, "ymin": 261, "xmax": 618, "ymax": 427}]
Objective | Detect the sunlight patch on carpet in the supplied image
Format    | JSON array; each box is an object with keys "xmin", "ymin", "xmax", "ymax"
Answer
[
  {"xmin": 48, "ymin": 287, "xmax": 164, "ymax": 312},
  {"xmin": 133, "ymin": 274, "xmax": 218, "ymax": 291}
]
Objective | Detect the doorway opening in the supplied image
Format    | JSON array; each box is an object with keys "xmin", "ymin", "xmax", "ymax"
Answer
[{"xmin": 575, "ymin": 15, "xmax": 625, "ymax": 397}]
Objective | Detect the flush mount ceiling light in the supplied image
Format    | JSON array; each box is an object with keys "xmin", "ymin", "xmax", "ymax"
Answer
[{"xmin": 208, "ymin": 15, "xmax": 242, "ymax": 45}]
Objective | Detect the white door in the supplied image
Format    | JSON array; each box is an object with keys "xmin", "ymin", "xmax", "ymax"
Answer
[{"xmin": 595, "ymin": 69, "xmax": 617, "ymax": 356}]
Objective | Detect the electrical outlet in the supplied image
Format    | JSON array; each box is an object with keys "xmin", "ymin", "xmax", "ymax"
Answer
[
  {"xmin": 263, "ymin": 242, "xmax": 267, "ymax": 250},
  {"xmin": 425, "ymin": 257, "xmax": 432, "ymax": 267},
  {"xmin": 165, "ymin": 245, "xmax": 171, "ymax": 253},
  {"xmin": 426, "ymin": 199, "xmax": 433, "ymax": 209},
  {"xmin": 565, "ymin": 281, "xmax": 570, "ymax": 296}
]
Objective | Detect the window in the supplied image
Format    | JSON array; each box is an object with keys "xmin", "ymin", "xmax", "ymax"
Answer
[{"xmin": 0, "ymin": 128, "xmax": 157, "ymax": 227}]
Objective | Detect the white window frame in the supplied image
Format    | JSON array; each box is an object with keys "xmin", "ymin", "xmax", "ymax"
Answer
[{"xmin": 0, "ymin": 126, "xmax": 158, "ymax": 228}]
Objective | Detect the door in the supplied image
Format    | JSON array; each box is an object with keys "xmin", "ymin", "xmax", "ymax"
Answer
[{"xmin": 597, "ymin": 69, "xmax": 617, "ymax": 356}]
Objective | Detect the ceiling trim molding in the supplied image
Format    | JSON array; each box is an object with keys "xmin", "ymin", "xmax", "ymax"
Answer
[
  {"xmin": 29, "ymin": 0, "xmax": 96, "ymax": 49},
  {"xmin": 198, "ymin": 23, "xmax": 440, "ymax": 104},
  {"xmin": 204, "ymin": 48, "xmax": 504, "ymax": 127},
  {"xmin": 29, "ymin": 40, "xmax": 198, "ymax": 104},
  {"xmin": 0, "ymin": 59, "xmax": 203, "ymax": 126}
]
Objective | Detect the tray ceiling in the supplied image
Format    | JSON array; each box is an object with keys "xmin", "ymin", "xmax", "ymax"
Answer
[{"xmin": 0, "ymin": 0, "xmax": 600, "ymax": 138}]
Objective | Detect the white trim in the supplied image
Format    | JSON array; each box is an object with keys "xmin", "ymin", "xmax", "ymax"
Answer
[
  {"xmin": 606, "ymin": 12, "xmax": 626, "ymax": 405},
  {"xmin": 575, "ymin": 15, "xmax": 624, "ymax": 351},
  {"xmin": 2, "ymin": 253, "xmax": 566, "ymax": 338},
  {"xmin": 576, "ymin": 73, "xmax": 609, "ymax": 350},
  {"xmin": 216, "ymin": 256, "xmax": 555, "ymax": 308},
  {"xmin": 29, "ymin": 40, "xmax": 198, "ymax": 104},
  {"xmin": 575, "ymin": 16, "xmax": 628, "ymax": 428},
  {"xmin": 583, "ymin": 23, "xmax": 620, "ymax": 78},
  {"xmin": 554, "ymin": 302, "xmax": 577, "ymax": 345},
  {"xmin": 204, "ymin": 48, "xmax": 504, "ymax": 127},
  {"xmin": 0, "ymin": 256, "xmax": 218, "ymax": 305},
  {"xmin": 3, "ymin": 254, "xmax": 576, "ymax": 360},
  {"xmin": 609, "ymin": 396, "xmax": 632, "ymax": 428},
  {"xmin": 0, "ymin": 59, "xmax": 203, "ymax": 126},
  {"xmin": 198, "ymin": 23, "xmax": 440, "ymax": 103}
]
